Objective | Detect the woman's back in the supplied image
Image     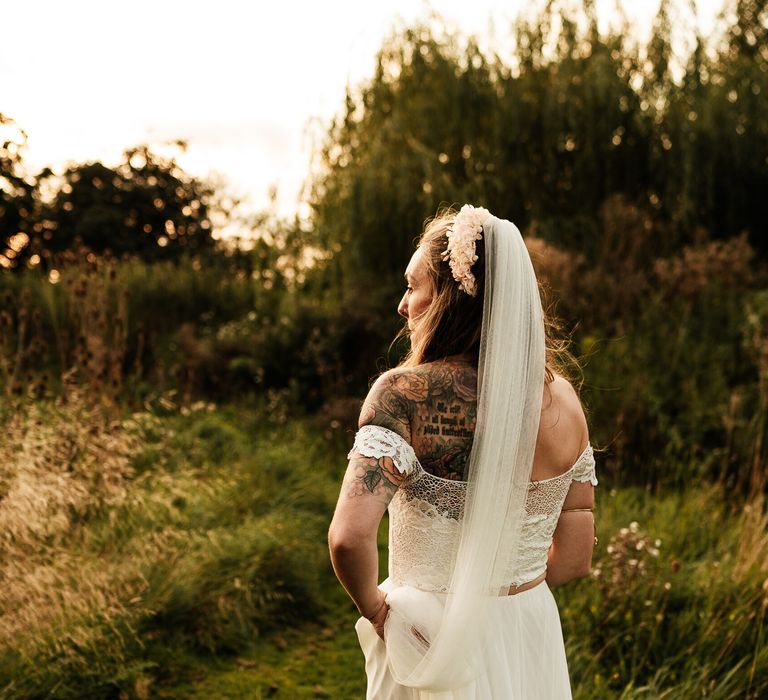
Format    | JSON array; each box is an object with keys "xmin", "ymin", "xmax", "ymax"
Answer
[
  {"xmin": 394, "ymin": 358, "xmax": 589, "ymax": 485},
  {"xmin": 405, "ymin": 358, "xmax": 479, "ymax": 481},
  {"xmin": 349, "ymin": 358, "xmax": 597, "ymax": 593}
]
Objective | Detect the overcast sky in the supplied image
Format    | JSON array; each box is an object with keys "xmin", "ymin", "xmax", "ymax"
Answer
[{"xmin": 2, "ymin": 1, "xmax": 726, "ymax": 222}]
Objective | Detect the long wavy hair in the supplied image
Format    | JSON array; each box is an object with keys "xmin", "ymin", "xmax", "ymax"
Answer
[{"xmin": 392, "ymin": 206, "xmax": 583, "ymax": 389}]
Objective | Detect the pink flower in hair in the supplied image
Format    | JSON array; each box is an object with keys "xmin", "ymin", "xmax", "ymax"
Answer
[{"xmin": 441, "ymin": 204, "xmax": 491, "ymax": 296}]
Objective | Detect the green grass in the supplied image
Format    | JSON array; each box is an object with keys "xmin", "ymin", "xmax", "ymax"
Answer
[
  {"xmin": 152, "ymin": 500, "xmax": 392, "ymax": 700},
  {"xmin": 1, "ymin": 399, "xmax": 766, "ymax": 699},
  {"xmin": 152, "ymin": 581, "xmax": 368, "ymax": 699}
]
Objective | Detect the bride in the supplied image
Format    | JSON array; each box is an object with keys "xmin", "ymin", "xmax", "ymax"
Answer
[{"xmin": 328, "ymin": 205, "xmax": 598, "ymax": 698}]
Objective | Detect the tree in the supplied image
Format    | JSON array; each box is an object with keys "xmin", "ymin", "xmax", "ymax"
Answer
[
  {"xmin": 0, "ymin": 114, "xmax": 36, "ymax": 270},
  {"xmin": 23, "ymin": 143, "xmax": 222, "ymax": 267},
  {"xmin": 308, "ymin": 12, "xmax": 652, "ymax": 297},
  {"xmin": 308, "ymin": 0, "xmax": 768, "ymax": 304}
]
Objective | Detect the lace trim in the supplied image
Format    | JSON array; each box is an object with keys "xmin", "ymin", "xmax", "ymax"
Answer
[
  {"xmin": 347, "ymin": 424, "xmax": 419, "ymax": 476},
  {"xmin": 404, "ymin": 441, "xmax": 598, "ymax": 488},
  {"xmin": 571, "ymin": 444, "xmax": 598, "ymax": 486}
]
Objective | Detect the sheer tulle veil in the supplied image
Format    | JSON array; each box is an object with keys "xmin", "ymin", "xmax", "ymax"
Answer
[{"xmin": 382, "ymin": 213, "xmax": 547, "ymax": 691}]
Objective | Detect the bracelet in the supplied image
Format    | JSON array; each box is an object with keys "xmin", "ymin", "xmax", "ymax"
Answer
[
  {"xmin": 561, "ymin": 507, "xmax": 594, "ymax": 512},
  {"xmin": 363, "ymin": 598, "xmax": 387, "ymax": 621}
]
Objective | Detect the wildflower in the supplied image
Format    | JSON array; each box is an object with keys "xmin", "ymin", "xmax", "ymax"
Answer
[{"xmin": 629, "ymin": 521, "xmax": 639, "ymax": 533}]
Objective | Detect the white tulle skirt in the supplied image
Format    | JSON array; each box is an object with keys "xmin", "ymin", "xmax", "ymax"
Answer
[{"xmin": 355, "ymin": 577, "xmax": 572, "ymax": 699}]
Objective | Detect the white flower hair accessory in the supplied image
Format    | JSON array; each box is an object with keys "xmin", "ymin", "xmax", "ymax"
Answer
[{"xmin": 441, "ymin": 204, "xmax": 491, "ymax": 296}]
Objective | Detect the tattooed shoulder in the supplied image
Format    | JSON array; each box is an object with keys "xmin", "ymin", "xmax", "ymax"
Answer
[
  {"xmin": 355, "ymin": 360, "xmax": 479, "ymax": 483},
  {"xmin": 357, "ymin": 368, "xmax": 423, "ymax": 439}
]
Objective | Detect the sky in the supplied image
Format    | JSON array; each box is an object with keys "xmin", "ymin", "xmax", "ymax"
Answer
[{"xmin": 2, "ymin": 1, "xmax": 727, "ymax": 225}]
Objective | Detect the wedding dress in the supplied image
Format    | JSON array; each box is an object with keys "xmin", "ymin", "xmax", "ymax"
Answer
[{"xmin": 350, "ymin": 423, "xmax": 598, "ymax": 699}]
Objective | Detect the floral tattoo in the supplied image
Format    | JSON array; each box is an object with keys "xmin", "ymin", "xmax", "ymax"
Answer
[
  {"xmin": 357, "ymin": 360, "xmax": 478, "ymax": 483},
  {"xmin": 344, "ymin": 454, "xmax": 403, "ymax": 504}
]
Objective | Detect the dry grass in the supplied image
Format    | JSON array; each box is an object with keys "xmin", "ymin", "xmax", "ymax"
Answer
[
  {"xmin": 0, "ymin": 391, "xmax": 134, "ymax": 552},
  {"xmin": 0, "ymin": 393, "xmax": 331, "ymax": 698},
  {"xmin": 0, "ymin": 388, "xmax": 143, "ymax": 676}
]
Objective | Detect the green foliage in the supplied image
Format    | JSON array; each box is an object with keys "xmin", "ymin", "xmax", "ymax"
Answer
[
  {"xmin": 2, "ymin": 399, "xmax": 765, "ymax": 698},
  {"xmin": 0, "ymin": 399, "xmax": 338, "ymax": 699},
  {"xmin": 1, "ymin": 140, "xmax": 227, "ymax": 270},
  {"xmin": 573, "ymin": 231, "xmax": 768, "ymax": 489},
  {"xmin": 309, "ymin": 1, "xmax": 768, "ymax": 301},
  {"xmin": 2, "ymin": 194, "xmax": 766, "ymax": 493},
  {"xmin": 163, "ymin": 481, "xmax": 768, "ymax": 700},
  {"xmin": 35, "ymin": 144, "xmax": 219, "ymax": 264},
  {"xmin": 560, "ymin": 484, "xmax": 768, "ymax": 699},
  {"xmin": 0, "ymin": 114, "xmax": 35, "ymax": 263},
  {"xmin": 3, "ymin": 3, "xmax": 767, "ymax": 460},
  {"xmin": 142, "ymin": 509, "xmax": 325, "ymax": 654}
]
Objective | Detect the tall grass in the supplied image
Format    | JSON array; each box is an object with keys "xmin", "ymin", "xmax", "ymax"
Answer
[
  {"xmin": 0, "ymin": 391, "xmax": 765, "ymax": 697},
  {"xmin": 562, "ymin": 483, "xmax": 768, "ymax": 699},
  {"xmin": 0, "ymin": 393, "xmax": 337, "ymax": 699}
]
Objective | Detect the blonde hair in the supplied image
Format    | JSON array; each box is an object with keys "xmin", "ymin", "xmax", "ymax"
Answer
[{"xmin": 392, "ymin": 206, "xmax": 583, "ymax": 389}]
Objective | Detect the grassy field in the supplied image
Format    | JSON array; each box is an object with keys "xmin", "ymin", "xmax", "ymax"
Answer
[{"xmin": 0, "ymin": 395, "xmax": 766, "ymax": 699}]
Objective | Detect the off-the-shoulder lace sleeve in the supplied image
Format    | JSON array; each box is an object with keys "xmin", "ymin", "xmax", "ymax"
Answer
[
  {"xmin": 347, "ymin": 424, "xmax": 419, "ymax": 476},
  {"xmin": 572, "ymin": 443, "xmax": 598, "ymax": 486}
]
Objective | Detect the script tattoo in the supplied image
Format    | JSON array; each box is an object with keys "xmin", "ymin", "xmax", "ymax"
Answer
[{"xmin": 359, "ymin": 361, "xmax": 478, "ymax": 482}]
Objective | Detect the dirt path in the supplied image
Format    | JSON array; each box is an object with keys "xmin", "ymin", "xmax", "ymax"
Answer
[{"xmin": 155, "ymin": 604, "xmax": 367, "ymax": 699}]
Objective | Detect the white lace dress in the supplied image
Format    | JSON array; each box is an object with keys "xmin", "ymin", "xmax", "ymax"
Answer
[{"xmin": 349, "ymin": 424, "xmax": 598, "ymax": 700}]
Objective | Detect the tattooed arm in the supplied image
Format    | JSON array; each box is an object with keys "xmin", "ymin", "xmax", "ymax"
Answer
[{"xmin": 328, "ymin": 371, "xmax": 411, "ymax": 626}]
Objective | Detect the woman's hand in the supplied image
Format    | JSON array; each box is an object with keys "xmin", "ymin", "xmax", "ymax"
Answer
[{"xmin": 364, "ymin": 589, "xmax": 390, "ymax": 641}]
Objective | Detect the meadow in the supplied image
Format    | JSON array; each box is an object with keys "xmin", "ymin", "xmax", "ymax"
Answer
[
  {"xmin": 1, "ymin": 201, "xmax": 767, "ymax": 698},
  {"xmin": 0, "ymin": 390, "xmax": 765, "ymax": 698},
  {"xmin": 2, "ymin": 2, "xmax": 767, "ymax": 697}
]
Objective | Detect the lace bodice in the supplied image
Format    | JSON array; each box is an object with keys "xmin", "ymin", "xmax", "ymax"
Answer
[{"xmin": 348, "ymin": 424, "xmax": 597, "ymax": 591}]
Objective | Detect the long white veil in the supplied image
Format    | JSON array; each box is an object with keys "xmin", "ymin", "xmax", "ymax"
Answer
[{"xmin": 383, "ymin": 214, "xmax": 546, "ymax": 690}]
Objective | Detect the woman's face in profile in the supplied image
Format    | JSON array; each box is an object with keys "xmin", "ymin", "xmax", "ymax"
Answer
[{"xmin": 398, "ymin": 245, "xmax": 432, "ymax": 340}]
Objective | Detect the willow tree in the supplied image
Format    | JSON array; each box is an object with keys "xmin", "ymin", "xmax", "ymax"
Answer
[
  {"xmin": 634, "ymin": 0, "xmax": 767, "ymax": 253},
  {"xmin": 308, "ymin": 25, "xmax": 502, "ymax": 301},
  {"xmin": 308, "ymin": 0, "xmax": 767, "ymax": 300},
  {"xmin": 307, "ymin": 6, "xmax": 654, "ymax": 298}
]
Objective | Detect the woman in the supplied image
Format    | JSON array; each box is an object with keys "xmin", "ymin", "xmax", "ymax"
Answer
[{"xmin": 328, "ymin": 205, "xmax": 598, "ymax": 698}]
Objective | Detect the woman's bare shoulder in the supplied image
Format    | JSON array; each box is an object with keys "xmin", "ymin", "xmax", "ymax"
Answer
[
  {"xmin": 358, "ymin": 368, "xmax": 431, "ymax": 429},
  {"xmin": 382, "ymin": 360, "xmax": 476, "ymax": 388},
  {"xmin": 544, "ymin": 373, "xmax": 590, "ymax": 457},
  {"xmin": 373, "ymin": 366, "xmax": 431, "ymax": 397},
  {"xmin": 368, "ymin": 361, "xmax": 476, "ymax": 422}
]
